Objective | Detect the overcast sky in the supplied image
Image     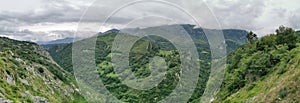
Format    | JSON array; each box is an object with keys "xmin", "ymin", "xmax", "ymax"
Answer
[{"xmin": 0, "ymin": 0, "xmax": 299, "ymax": 42}]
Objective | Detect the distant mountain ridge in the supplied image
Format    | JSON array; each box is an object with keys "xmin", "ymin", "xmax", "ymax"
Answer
[
  {"xmin": 102, "ymin": 28, "xmax": 120, "ymax": 34},
  {"xmin": 37, "ymin": 37, "xmax": 76, "ymax": 45},
  {"xmin": 37, "ymin": 29, "xmax": 121, "ymax": 45},
  {"xmin": 38, "ymin": 24, "xmax": 248, "ymax": 46}
]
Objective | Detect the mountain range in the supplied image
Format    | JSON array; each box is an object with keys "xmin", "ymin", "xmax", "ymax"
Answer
[
  {"xmin": 43, "ymin": 24, "xmax": 248, "ymax": 102},
  {"xmin": 37, "ymin": 37, "xmax": 76, "ymax": 45},
  {"xmin": 2, "ymin": 24, "xmax": 299, "ymax": 102}
]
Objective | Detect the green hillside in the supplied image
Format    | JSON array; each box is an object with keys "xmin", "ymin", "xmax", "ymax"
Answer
[
  {"xmin": 46, "ymin": 25, "xmax": 248, "ymax": 73},
  {"xmin": 45, "ymin": 25, "xmax": 248, "ymax": 102},
  {"xmin": 49, "ymin": 33, "xmax": 212, "ymax": 102},
  {"xmin": 0, "ymin": 37, "xmax": 86, "ymax": 102},
  {"xmin": 214, "ymin": 26, "xmax": 300, "ymax": 102}
]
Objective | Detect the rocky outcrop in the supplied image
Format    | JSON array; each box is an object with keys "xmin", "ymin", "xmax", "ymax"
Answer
[{"xmin": 0, "ymin": 37, "xmax": 86, "ymax": 102}]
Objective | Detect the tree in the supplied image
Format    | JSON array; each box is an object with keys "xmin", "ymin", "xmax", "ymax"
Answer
[
  {"xmin": 275, "ymin": 26, "xmax": 298, "ymax": 50},
  {"xmin": 256, "ymin": 34, "xmax": 277, "ymax": 51},
  {"xmin": 246, "ymin": 31, "xmax": 258, "ymax": 43},
  {"xmin": 276, "ymin": 26, "xmax": 294, "ymax": 35}
]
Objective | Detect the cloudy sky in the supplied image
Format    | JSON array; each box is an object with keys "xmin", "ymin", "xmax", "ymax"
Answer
[{"xmin": 0, "ymin": 0, "xmax": 299, "ymax": 42}]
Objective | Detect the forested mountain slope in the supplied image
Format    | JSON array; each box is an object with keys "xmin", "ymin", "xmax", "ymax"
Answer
[
  {"xmin": 0, "ymin": 37, "xmax": 85, "ymax": 102},
  {"xmin": 44, "ymin": 24, "xmax": 248, "ymax": 102},
  {"xmin": 214, "ymin": 26, "xmax": 300, "ymax": 102},
  {"xmin": 45, "ymin": 24, "xmax": 248, "ymax": 73}
]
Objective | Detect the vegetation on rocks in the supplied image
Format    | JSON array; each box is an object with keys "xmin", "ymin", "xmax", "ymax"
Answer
[{"xmin": 0, "ymin": 37, "xmax": 86, "ymax": 103}]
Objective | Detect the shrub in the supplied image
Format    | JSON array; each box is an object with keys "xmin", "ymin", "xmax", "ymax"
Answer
[
  {"xmin": 278, "ymin": 87, "xmax": 288, "ymax": 99},
  {"xmin": 38, "ymin": 67, "xmax": 44, "ymax": 74}
]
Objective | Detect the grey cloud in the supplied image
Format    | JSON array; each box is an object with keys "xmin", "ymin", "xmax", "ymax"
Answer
[
  {"xmin": 0, "ymin": 23, "xmax": 77, "ymax": 42},
  {"xmin": 83, "ymin": 0, "xmax": 204, "ymax": 29},
  {"xmin": 0, "ymin": 6, "xmax": 81, "ymax": 24},
  {"xmin": 0, "ymin": 29, "xmax": 46, "ymax": 41},
  {"xmin": 0, "ymin": 0, "xmax": 95, "ymax": 41},
  {"xmin": 0, "ymin": 29, "xmax": 78, "ymax": 42},
  {"xmin": 289, "ymin": 9, "xmax": 300, "ymax": 29},
  {"xmin": 49, "ymin": 30, "xmax": 75, "ymax": 39},
  {"xmin": 0, "ymin": 0, "xmax": 140, "ymax": 27},
  {"xmin": 289, "ymin": 15, "xmax": 300, "ymax": 29},
  {"xmin": 0, "ymin": 0, "xmax": 269, "ymax": 31},
  {"xmin": 0, "ymin": 0, "xmax": 91, "ymax": 26},
  {"xmin": 206, "ymin": 0, "xmax": 267, "ymax": 30}
]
